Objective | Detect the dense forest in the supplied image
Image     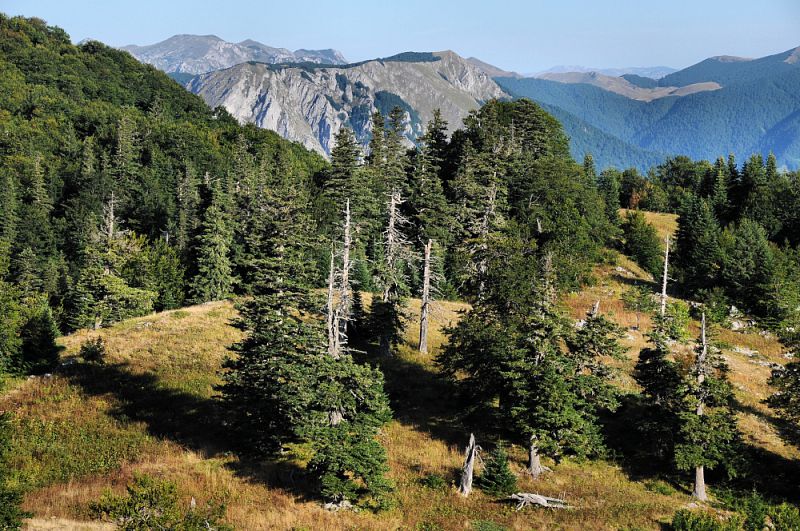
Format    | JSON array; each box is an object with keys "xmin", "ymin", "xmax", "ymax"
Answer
[{"xmin": 1, "ymin": 15, "xmax": 800, "ymax": 529}]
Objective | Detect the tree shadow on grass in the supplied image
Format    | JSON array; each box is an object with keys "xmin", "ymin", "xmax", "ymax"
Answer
[
  {"xmin": 599, "ymin": 393, "xmax": 800, "ymax": 504},
  {"xmin": 63, "ymin": 361, "xmax": 314, "ymax": 501}
]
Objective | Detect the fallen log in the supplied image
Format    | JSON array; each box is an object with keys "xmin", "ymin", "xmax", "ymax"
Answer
[{"xmin": 509, "ymin": 492, "xmax": 572, "ymax": 510}]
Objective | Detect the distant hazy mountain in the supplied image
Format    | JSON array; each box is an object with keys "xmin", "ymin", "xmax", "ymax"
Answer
[
  {"xmin": 121, "ymin": 34, "xmax": 347, "ymax": 74},
  {"xmin": 534, "ymin": 65, "xmax": 677, "ymax": 79},
  {"xmin": 534, "ymin": 71, "xmax": 719, "ymax": 102},
  {"xmin": 497, "ymin": 45, "xmax": 800, "ymax": 170},
  {"xmin": 657, "ymin": 46, "xmax": 800, "ymax": 87},
  {"xmin": 186, "ymin": 51, "xmax": 507, "ymax": 155}
]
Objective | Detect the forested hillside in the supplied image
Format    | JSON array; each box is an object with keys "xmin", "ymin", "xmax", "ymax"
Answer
[
  {"xmin": 2, "ymin": 14, "xmax": 800, "ymax": 531},
  {"xmin": 497, "ymin": 51, "xmax": 800, "ymax": 170}
]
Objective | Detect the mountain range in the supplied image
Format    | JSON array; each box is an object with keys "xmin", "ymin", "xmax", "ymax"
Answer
[
  {"xmin": 122, "ymin": 35, "xmax": 800, "ymax": 170},
  {"xmin": 121, "ymin": 34, "xmax": 347, "ymax": 75}
]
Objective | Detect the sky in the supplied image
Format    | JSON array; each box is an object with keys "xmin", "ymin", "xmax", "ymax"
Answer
[{"xmin": 3, "ymin": 0, "xmax": 799, "ymax": 73}]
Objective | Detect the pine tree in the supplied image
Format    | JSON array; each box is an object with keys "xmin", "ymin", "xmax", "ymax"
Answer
[
  {"xmin": 439, "ymin": 234, "xmax": 621, "ymax": 477},
  {"xmin": 174, "ymin": 161, "xmax": 199, "ymax": 256},
  {"xmin": 675, "ymin": 315, "xmax": 741, "ymax": 501},
  {"xmin": 711, "ymin": 159, "xmax": 729, "ymax": 221},
  {"xmin": 768, "ymin": 330, "xmax": 800, "ymax": 438},
  {"xmin": 675, "ymin": 196, "xmax": 722, "ymax": 295},
  {"xmin": 408, "ymin": 121, "xmax": 451, "ymax": 247},
  {"xmin": 190, "ymin": 189, "xmax": 233, "ymax": 303},
  {"xmin": 720, "ymin": 219, "xmax": 775, "ymax": 319},
  {"xmin": 634, "ymin": 314, "xmax": 683, "ymax": 459},
  {"xmin": 583, "ymin": 154, "xmax": 597, "ymax": 185},
  {"xmin": 598, "ymin": 169, "xmax": 622, "ymax": 225},
  {"xmin": 0, "ymin": 171, "xmax": 17, "ymax": 247},
  {"xmin": 478, "ymin": 445, "xmax": 517, "ymax": 497},
  {"xmin": 220, "ymin": 168, "xmax": 324, "ymax": 454}
]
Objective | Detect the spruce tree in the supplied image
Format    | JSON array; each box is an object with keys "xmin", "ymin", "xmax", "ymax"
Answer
[
  {"xmin": 674, "ymin": 315, "xmax": 741, "ymax": 500},
  {"xmin": 190, "ymin": 188, "xmax": 233, "ymax": 303},
  {"xmin": 598, "ymin": 168, "xmax": 622, "ymax": 225},
  {"xmin": 634, "ymin": 314, "xmax": 683, "ymax": 459},
  {"xmin": 439, "ymin": 233, "xmax": 622, "ymax": 477},
  {"xmin": 478, "ymin": 445, "xmax": 517, "ymax": 497},
  {"xmin": 768, "ymin": 330, "xmax": 800, "ymax": 438},
  {"xmin": 675, "ymin": 196, "xmax": 722, "ymax": 295}
]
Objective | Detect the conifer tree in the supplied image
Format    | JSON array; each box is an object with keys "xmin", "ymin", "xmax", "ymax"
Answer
[
  {"xmin": 409, "ymin": 118, "xmax": 452, "ymax": 247},
  {"xmin": 439, "ymin": 233, "xmax": 622, "ymax": 477},
  {"xmin": 675, "ymin": 196, "xmax": 721, "ymax": 295},
  {"xmin": 675, "ymin": 314, "xmax": 741, "ymax": 501},
  {"xmin": 0, "ymin": 172, "xmax": 17, "ymax": 247},
  {"xmin": 598, "ymin": 168, "xmax": 622, "ymax": 224},
  {"xmin": 478, "ymin": 445, "xmax": 517, "ymax": 496},
  {"xmin": 583, "ymin": 154, "xmax": 597, "ymax": 185},
  {"xmin": 190, "ymin": 188, "xmax": 233, "ymax": 303},
  {"xmin": 720, "ymin": 219, "xmax": 775, "ymax": 318},
  {"xmin": 174, "ymin": 161, "xmax": 199, "ymax": 256},
  {"xmin": 768, "ymin": 330, "xmax": 800, "ymax": 438},
  {"xmin": 634, "ymin": 314, "xmax": 682, "ymax": 459}
]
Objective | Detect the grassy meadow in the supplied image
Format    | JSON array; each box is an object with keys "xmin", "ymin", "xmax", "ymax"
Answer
[{"xmin": 4, "ymin": 212, "xmax": 799, "ymax": 530}]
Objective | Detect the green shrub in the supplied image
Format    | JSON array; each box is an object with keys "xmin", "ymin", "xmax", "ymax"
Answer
[
  {"xmin": 79, "ymin": 337, "xmax": 107, "ymax": 364},
  {"xmin": 0, "ymin": 413, "xmax": 30, "ymax": 529},
  {"xmin": 478, "ymin": 446, "xmax": 517, "ymax": 497},
  {"xmin": 91, "ymin": 474, "xmax": 231, "ymax": 531},
  {"xmin": 643, "ymin": 479, "xmax": 676, "ymax": 495},
  {"xmin": 767, "ymin": 503, "xmax": 800, "ymax": 530},
  {"xmin": 471, "ymin": 520, "xmax": 509, "ymax": 531},
  {"xmin": 671, "ymin": 509, "xmax": 743, "ymax": 531},
  {"xmin": 19, "ymin": 303, "xmax": 60, "ymax": 374},
  {"xmin": 419, "ymin": 473, "xmax": 448, "ymax": 490}
]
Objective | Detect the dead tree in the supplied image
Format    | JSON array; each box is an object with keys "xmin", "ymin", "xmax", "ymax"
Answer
[
  {"xmin": 326, "ymin": 249, "xmax": 339, "ymax": 360},
  {"xmin": 419, "ymin": 238, "xmax": 432, "ymax": 353},
  {"xmin": 476, "ymin": 181, "xmax": 498, "ymax": 299},
  {"xmin": 660, "ymin": 235, "xmax": 670, "ymax": 316},
  {"xmin": 509, "ymin": 493, "xmax": 571, "ymax": 510},
  {"xmin": 458, "ymin": 433, "xmax": 480, "ymax": 496},
  {"xmin": 382, "ymin": 189, "xmax": 412, "ymax": 302},
  {"xmin": 336, "ymin": 200, "xmax": 353, "ymax": 353},
  {"xmin": 693, "ymin": 312, "xmax": 709, "ymax": 501},
  {"xmin": 103, "ymin": 191, "xmax": 117, "ymax": 245}
]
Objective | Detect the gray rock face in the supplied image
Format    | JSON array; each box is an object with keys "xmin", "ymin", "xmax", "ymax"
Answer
[
  {"xmin": 121, "ymin": 34, "xmax": 347, "ymax": 74},
  {"xmin": 186, "ymin": 50, "xmax": 509, "ymax": 156}
]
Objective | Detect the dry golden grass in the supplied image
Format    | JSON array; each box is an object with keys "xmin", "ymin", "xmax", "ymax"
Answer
[
  {"xmin": 6, "ymin": 262, "xmax": 798, "ymax": 530},
  {"xmin": 620, "ymin": 208, "xmax": 679, "ymax": 241}
]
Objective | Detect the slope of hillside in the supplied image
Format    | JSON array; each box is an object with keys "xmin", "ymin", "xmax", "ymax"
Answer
[
  {"xmin": 6, "ymin": 241, "xmax": 798, "ymax": 530},
  {"xmin": 121, "ymin": 34, "xmax": 347, "ymax": 74},
  {"xmin": 496, "ymin": 63, "xmax": 800, "ymax": 170},
  {"xmin": 535, "ymin": 71, "xmax": 720, "ymax": 102},
  {"xmin": 658, "ymin": 46, "xmax": 800, "ymax": 87},
  {"xmin": 187, "ymin": 51, "xmax": 508, "ymax": 155}
]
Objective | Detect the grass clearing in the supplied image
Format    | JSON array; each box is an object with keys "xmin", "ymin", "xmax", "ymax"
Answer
[{"xmin": 6, "ymin": 264, "xmax": 799, "ymax": 529}]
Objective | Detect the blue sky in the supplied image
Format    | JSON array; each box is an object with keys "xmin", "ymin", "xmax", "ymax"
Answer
[{"xmin": 3, "ymin": 0, "xmax": 799, "ymax": 72}]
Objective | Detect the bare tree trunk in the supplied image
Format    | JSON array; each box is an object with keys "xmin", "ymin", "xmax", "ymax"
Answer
[
  {"xmin": 104, "ymin": 191, "xmax": 116, "ymax": 245},
  {"xmin": 543, "ymin": 252, "xmax": 556, "ymax": 305},
  {"xmin": 336, "ymin": 200, "xmax": 352, "ymax": 352},
  {"xmin": 419, "ymin": 239, "xmax": 432, "ymax": 353},
  {"xmin": 459, "ymin": 433, "xmax": 478, "ymax": 496},
  {"xmin": 383, "ymin": 191, "xmax": 400, "ymax": 303},
  {"xmin": 692, "ymin": 313, "xmax": 708, "ymax": 500},
  {"xmin": 660, "ymin": 236, "xmax": 670, "ymax": 316},
  {"xmin": 326, "ymin": 251, "xmax": 339, "ymax": 359},
  {"xmin": 694, "ymin": 465, "xmax": 707, "ymax": 501},
  {"xmin": 527, "ymin": 436, "xmax": 549, "ymax": 478},
  {"xmin": 476, "ymin": 181, "xmax": 497, "ymax": 299}
]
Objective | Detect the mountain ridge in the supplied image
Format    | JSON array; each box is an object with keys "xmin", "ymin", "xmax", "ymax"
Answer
[
  {"xmin": 121, "ymin": 34, "xmax": 347, "ymax": 74},
  {"xmin": 186, "ymin": 49, "xmax": 508, "ymax": 156}
]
